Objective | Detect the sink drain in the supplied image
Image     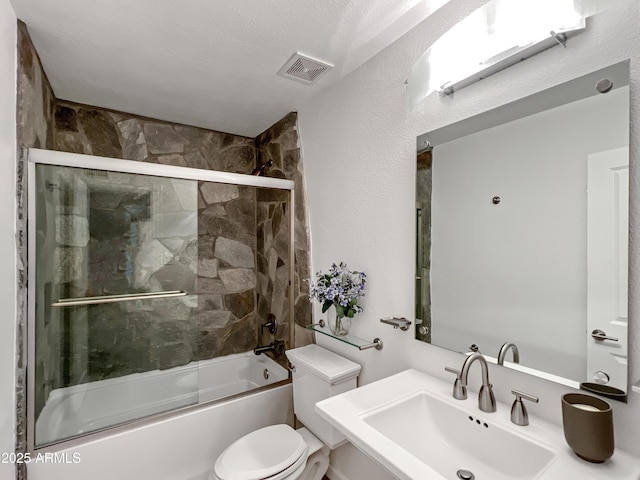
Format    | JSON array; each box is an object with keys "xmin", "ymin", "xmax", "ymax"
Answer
[{"xmin": 456, "ymin": 469, "xmax": 475, "ymax": 480}]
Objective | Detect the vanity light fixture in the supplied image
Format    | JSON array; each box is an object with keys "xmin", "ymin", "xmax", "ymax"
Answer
[
  {"xmin": 408, "ymin": 0, "xmax": 612, "ymax": 106},
  {"xmin": 437, "ymin": 29, "xmax": 580, "ymax": 97}
]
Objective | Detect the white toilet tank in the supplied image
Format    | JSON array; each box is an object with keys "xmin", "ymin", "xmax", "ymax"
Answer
[{"xmin": 285, "ymin": 345, "xmax": 361, "ymax": 449}]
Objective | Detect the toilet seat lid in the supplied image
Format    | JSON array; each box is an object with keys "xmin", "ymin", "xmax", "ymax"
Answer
[{"xmin": 214, "ymin": 424, "xmax": 307, "ymax": 480}]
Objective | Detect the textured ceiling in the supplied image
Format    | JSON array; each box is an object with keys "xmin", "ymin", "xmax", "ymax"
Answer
[{"xmin": 10, "ymin": 0, "xmax": 448, "ymax": 136}]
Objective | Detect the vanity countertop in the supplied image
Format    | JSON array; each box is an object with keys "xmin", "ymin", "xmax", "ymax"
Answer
[{"xmin": 316, "ymin": 369, "xmax": 640, "ymax": 480}]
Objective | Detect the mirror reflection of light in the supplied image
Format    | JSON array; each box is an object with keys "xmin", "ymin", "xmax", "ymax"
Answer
[{"xmin": 409, "ymin": 0, "xmax": 610, "ymax": 107}]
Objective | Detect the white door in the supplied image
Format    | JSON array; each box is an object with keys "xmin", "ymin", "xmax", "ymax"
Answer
[{"xmin": 586, "ymin": 146, "xmax": 628, "ymax": 391}]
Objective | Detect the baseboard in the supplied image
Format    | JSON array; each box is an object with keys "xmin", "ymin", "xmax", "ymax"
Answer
[{"xmin": 326, "ymin": 464, "xmax": 349, "ymax": 480}]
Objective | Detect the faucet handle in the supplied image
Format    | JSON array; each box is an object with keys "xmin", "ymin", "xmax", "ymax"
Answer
[
  {"xmin": 445, "ymin": 367, "xmax": 467, "ymax": 400},
  {"xmin": 261, "ymin": 314, "xmax": 277, "ymax": 335},
  {"xmin": 510, "ymin": 389, "xmax": 539, "ymax": 426}
]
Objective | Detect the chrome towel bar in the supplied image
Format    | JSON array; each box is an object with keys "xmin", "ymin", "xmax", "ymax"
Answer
[
  {"xmin": 51, "ymin": 290, "xmax": 188, "ymax": 307},
  {"xmin": 379, "ymin": 316, "xmax": 411, "ymax": 331}
]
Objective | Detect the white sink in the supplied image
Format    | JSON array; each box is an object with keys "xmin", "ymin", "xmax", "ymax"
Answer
[
  {"xmin": 362, "ymin": 390, "xmax": 554, "ymax": 480},
  {"xmin": 315, "ymin": 369, "xmax": 640, "ymax": 480}
]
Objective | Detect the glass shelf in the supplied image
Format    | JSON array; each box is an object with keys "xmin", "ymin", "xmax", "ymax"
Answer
[{"xmin": 307, "ymin": 320, "xmax": 383, "ymax": 350}]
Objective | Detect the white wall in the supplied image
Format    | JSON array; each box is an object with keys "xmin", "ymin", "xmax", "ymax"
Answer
[
  {"xmin": 431, "ymin": 87, "xmax": 628, "ymax": 382},
  {"xmin": 0, "ymin": 1, "xmax": 16, "ymax": 479},
  {"xmin": 299, "ymin": 0, "xmax": 640, "ymax": 477}
]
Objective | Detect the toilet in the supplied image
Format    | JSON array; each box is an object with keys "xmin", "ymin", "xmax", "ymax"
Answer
[{"xmin": 210, "ymin": 344, "xmax": 361, "ymax": 480}]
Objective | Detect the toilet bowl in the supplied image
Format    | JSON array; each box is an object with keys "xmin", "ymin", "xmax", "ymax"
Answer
[
  {"xmin": 210, "ymin": 425, "xmax": 327, "ymax": 480},
  {"xmin": 210, "ymin": 345, "xmax": 361, "ymax": 480}
]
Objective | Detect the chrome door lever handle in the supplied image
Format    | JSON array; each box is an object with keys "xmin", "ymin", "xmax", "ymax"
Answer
[{"xmin": 591, "ymin": 329, "xmax": 619, "ymax": 342}]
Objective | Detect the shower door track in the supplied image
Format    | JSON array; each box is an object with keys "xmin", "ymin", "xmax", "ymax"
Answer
[
  {"xmin": 27, "ymin": 148, "xmax": 295, "ymax": 189},
  {"xmin": 25, "ymin": 148, "xmax": 296, "ymax": 453}
]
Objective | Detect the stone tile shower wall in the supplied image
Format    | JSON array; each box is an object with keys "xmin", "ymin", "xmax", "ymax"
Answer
[
  {"xmin": 16, "ymin": 21, "xmax": 55, "ymax": 475},
  {"xmin": 53, "ymin": 101, "xmax": 256, "ymax": 172},
  {"xmin": 16, "ymin": 21, "xmax": 54, "ymax": 151},
  {"xmin": 256, "ymin": 113, "xmax": 313, "ymax": 348},
  {"xmin": 196, "ymin": 183, "xmax": 260, "ymax": 359}
]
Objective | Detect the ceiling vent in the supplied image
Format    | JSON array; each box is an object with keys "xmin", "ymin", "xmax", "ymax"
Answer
[{"xmin": 278, "ymin": 53, "xmax": 333, "ymax": 85}]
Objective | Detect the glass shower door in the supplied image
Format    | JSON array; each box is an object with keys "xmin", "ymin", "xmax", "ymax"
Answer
[{"xmin": 33, "ymin": 164, "xmax": 199, "ymax": 447}]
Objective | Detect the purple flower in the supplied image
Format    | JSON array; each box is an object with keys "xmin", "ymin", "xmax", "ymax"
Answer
[{"xmin": 308, "ymin": 262, "xmax": 366, "ymax": 318}]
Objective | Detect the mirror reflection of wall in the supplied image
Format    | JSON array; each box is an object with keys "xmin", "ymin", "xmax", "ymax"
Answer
[{"xmin": 415, "ymin": 62, "xmax": 629, "ymax": 400}]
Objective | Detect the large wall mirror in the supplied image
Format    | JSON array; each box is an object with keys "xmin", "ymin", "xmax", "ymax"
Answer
[{"xmin": 415, "ymin": 61, "xmax": 630, "ymax": 401}]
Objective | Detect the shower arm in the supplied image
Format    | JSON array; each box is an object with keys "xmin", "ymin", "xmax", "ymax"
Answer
[{"xmin": 51, "ymin": 290, "xmax": 188, "ymax": 307}]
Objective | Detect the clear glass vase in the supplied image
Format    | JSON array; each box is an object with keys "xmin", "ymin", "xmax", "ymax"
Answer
[{"xmin": 328, "ymin": 310, "xmax": 351, "ymax": 336}]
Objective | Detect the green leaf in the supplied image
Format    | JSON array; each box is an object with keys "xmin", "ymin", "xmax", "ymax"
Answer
[
  {"xmin": 346, "ymin": 309, "xmax": 355, "ymax": 318},
  {"xmin": 322, "ymin": 301, "xmax": 332, "ymax": 313},
  {"xmin": 335, "ymin": 304, "xmax": 345, "ymax": 318}
]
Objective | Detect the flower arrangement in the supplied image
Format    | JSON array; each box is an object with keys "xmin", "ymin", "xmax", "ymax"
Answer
[{"xmin": 309, "ymin": 262, "xmax": 366, "ymax": 335}]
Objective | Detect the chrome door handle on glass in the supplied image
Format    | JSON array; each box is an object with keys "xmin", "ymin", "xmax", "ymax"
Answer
[
  {"xmin": 51, "ymin": 290, "xmax": 187, "ymax": 307},
  {"xmin": 591, "ymin": 329, "xmax": 619, "ymax": 342}
]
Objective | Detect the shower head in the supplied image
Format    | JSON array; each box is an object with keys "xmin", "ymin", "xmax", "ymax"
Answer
[{"xmin": 251, "ymin": 159, "xmax": 273, "ymax": 176}]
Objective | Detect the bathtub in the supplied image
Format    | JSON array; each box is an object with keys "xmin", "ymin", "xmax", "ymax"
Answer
[{"xmin": 36, "ymin": 351, "xmax": 290, "ymax": 447}]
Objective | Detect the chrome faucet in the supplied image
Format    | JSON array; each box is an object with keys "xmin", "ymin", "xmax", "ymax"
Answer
[
  {"xmin": 444, "ymin": 367, "xmax": 467, "ymax": 400},
  {"xmin": 510, "ymin": 389, "xmax": 539, "ymax": 426},
  {"xmin": 253, "ymin": 339, "xmax": 285, "ymax": 356},
  {"xmin": 497, "ymin": 342, "xmax": 520, "ymax": 365},
  {"xmin": 459, "ymin": 353, "xmax": 496, "ymax": 413}
]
